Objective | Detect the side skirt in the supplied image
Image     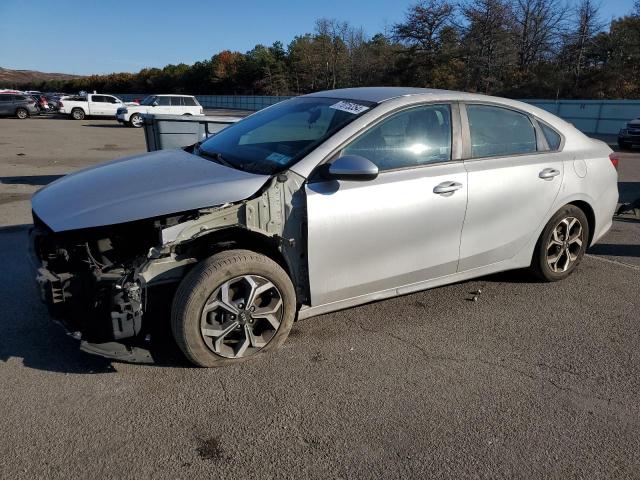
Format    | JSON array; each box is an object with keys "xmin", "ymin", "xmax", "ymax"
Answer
[{"xmin": 297, "ymin": 257, "xmax": 526, "ymax": 320}]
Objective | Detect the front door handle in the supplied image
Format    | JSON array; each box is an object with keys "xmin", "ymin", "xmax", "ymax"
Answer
[
  {"xmin": 539, "ymin": 168, "xmax": 560, "ymax": 180},
  {"xmin": 433, "ymin": 181, "xmax": 463, "ymax": 195}
]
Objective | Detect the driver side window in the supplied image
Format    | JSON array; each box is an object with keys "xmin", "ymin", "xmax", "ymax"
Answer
[{"xmin": 342, "ymin": 104, "xmax": 452, "ymax": 171}]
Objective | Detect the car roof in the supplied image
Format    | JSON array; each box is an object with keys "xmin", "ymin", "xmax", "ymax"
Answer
[
  {"xmin": 304, "ymin": 87, "xmax": 456, "ymax": 103},
  {"xmin": 304, "ymin": 86, "xmax": 576, "ymax": 130},
  {"xmin": 153, "ymin": 94, "xmax": 195, "ymax": 97}
]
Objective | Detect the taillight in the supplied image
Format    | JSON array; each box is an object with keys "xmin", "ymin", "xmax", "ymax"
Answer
[{"xmin": 609, "ymin": 152, "xmax": 620, "ymax": 170}]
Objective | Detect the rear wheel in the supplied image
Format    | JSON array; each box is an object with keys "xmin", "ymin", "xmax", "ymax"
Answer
[
  {"xmin": 71, "ymin": 108, "xmax": 85, "ymax": 120},
  {"xmin": 15, "ymin": 108, "xmax": 28, "ymax": 119},
  {"xmin": 171, "ymin": 250, "xmax": 296, "ymax": 367},
  {"xmin": 530, "ymin": 205, "xmax": 589, "ymax": 281},
  {"xmin": 129, "ymin": 113, "xmax": 143, "ymax": 128}
]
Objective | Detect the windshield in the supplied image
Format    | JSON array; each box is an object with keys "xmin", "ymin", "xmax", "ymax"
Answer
[
  {"xmin": 140, "ymin": 95, "xmax": 157, "ymax": 106},
  {"xmin": 198, "ymin": 97, "xmax": 375, "ymax": 174}
]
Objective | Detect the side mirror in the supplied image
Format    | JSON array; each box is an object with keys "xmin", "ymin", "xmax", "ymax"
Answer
[
  {"xmin": 152, "ymin": 101, "xmax": 159, "ymax": 107},
  {"xmin": 328, "ymin": 155, "xmax": 379, "ymax": 181}
]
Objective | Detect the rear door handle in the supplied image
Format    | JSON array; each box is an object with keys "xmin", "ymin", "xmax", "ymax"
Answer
[
  {"xmin": 539, "ymin": 168, "xmax": 560, "ymax": 180},
  {"xmin": 433, "ymin": 181, "xmax": 463, "ymax": 195}
]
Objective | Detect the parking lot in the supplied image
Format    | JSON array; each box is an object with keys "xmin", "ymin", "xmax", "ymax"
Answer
[{"xmin": 0, "ymin": 117, "xmax": 639, "ymax": 478}]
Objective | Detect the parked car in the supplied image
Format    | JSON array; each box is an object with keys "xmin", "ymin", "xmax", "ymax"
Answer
[
  {"xmin": 30, "ymin": 87, "xmax": 618, "ymax": 366},
  {"xmin": 116, "ymin": 94, "xmax": 204, "ymax": 127},
  {"xmin": 618, "ymin": 118, "xmax": 640, "ymax": 149},
  {"xmin": 0, "ymin": 93, "xmax": 39, "ymax": 118},
  {"xmin": 58, "ymin": 93, "xmax": 126, "ymax": 120}
]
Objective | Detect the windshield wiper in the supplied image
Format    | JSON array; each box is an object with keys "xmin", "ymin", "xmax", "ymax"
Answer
[{"xmin": 196, "ymin": 148, "xmax": 238, "ymax": 170}]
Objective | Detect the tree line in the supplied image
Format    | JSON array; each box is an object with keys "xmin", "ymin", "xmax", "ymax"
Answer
[{"xmin": 7, "ymin": 0, "xmax": 640, "ymax": 99}]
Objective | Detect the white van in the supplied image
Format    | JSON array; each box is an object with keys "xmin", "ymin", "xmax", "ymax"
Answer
[{"xmin": 116, "ymin": 94, "xmax": 204, "ymax": 127}]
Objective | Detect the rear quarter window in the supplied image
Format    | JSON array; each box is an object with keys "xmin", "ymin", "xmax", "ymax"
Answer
[{"xmin": 540, "ymin": 123, "xmax": 562, "ymax": 150}]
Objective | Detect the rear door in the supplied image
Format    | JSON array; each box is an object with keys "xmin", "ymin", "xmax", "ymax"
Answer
[
  {"xmin": 170, "ymin": 96, "xmax": 186, "ymax": 114},
  {"xmin": 458, "ymin": 103, "xmax": 564, "ymax": 271},
  {"xmin": 88, "ymin": 95, "xmax": 106, "ymax": 115}
]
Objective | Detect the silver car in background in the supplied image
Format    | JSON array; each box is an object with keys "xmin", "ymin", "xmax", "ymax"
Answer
[{"xmin": 30, "ymin": 87, "xmax": 619, "ymax": 367}]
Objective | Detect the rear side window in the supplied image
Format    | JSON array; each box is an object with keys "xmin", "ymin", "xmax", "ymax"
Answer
[
  {"xmin": 540, "ymin": 123, "xmax": 562, "ymax": 150},
  {"xmin": 92, "ymin": 96, "xmax": 105, "ymax": 103},
  {"xmin": 183, "ymin": 96, "xmax": 197, "ymax": 106},
  {"xmin": 170, "ymin": 96, "xmax": 184, "ymax": 106},
  {"xmin": 158, "ymin": 97, "xmax": 171, "ymax": 106},
  {"xmin": 467, "ymin": 104, "xmax": 537, "ymax": 157},
  {"xmin": 0, "ymin": 94, "xmax": 10, "ymax": 102},
  {"xmin": 12, "ymin": 95, "xmax": 26, "ymax": 101}
]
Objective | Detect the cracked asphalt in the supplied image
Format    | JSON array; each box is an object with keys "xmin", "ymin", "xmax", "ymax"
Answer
[{"xmin": 1, "ymin": 118, "xmax": 639, "ymax": 479}]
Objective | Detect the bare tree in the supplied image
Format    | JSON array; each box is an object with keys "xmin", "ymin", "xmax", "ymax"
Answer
[
  {"xmin": 564, "ymin": 0, "xmax": 604, "ymax": 83},
  {"xmin": 512, "ymin": 0, "xmax": 566, "ymax": 71},
  {"xmin": 393, "ymin": 0, "xmax": 456, "ymax": 52},
  {"xmin": 461, "ymin": 0, "xmax": 516, "ymax": 93}
]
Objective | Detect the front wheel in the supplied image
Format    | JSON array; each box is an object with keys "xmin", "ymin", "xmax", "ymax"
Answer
[
  {"xmin": 530, "ymin": 205, "xmax": 590, "ymax": 281},
  {"xmin": 171, "ymin": 250, "xmax": 296, "ymax": 367},
  {"xmin": 16, "ymin": 108, "xmax": 28, "ymax": 119},
  {"xmin": 129, "ymin": 113, "xmax": 143, "ymax": 128}
]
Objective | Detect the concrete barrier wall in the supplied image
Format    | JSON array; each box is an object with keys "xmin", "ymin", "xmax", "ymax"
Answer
[
  {"xmin": 114, "ymin": 94, "xmax": 640, "ymax": 135},
  {"xmin": 525, "ymin": 100, "xmax": 640, "ymax": 135}
]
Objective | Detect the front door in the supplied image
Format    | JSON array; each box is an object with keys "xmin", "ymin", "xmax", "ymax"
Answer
[{"xmin": 305, "ymin": 103, "xmax": 468, "ymax": 306}]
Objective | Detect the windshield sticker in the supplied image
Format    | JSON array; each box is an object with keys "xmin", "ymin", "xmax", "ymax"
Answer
[
  {"xmin": 266, "ymin": 152, "xmax": 292, "ymax": 165},
  {"xmin": 330, "ymin": 101, "xmax": 370, "ymax": 115}
]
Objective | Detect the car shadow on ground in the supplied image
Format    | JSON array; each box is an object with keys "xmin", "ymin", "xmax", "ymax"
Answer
[
  {"xmin": 588, "ymin": 243, "xmax": 640, "ymax": 257},
  {"xmin": 0, "ymin": 175, "xmax": 64, "ymax": 186},
  {"xmin": 0, "ymin": 226, "xmax": 189, "ymax": 374}
]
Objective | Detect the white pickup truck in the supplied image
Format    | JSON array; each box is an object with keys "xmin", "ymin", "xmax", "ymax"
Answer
[{"xmin": 58, "ymin": 93, "xmax": 126, "ymax": 120}]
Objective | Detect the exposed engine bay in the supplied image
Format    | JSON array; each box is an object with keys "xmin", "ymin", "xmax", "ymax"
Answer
[{"xmin": 30, "ymin": 172, "xmax": 308, "ymax": 362}]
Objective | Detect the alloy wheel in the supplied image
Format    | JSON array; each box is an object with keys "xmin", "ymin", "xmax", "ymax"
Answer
[
  {"xmin": 200, "ymin": 275, "xmax": 283, "ymax": 358},
  {"xmin": 546, "ymin": 216, "xmax": 584, "ymax": 273},
  {"xmin": 131, "ymin": 115, "xmax": 143, "ymax": 127}
]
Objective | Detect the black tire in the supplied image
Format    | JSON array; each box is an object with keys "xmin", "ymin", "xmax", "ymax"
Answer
[
  {"xmin": 171, "ymin": 249, "xmax": 296, "ymax": 367},
  {"xmin": 129, "ymin": 113, "xmax": 143, "ymax": 128},
  {"xmin": 530, "ymin": 205, "xmax": 590, "ymax": 282},
  {"xmin": 182, "ymin": 113, "xmax": 192, "ymax": 116},
  {"xmin": 15, "ymin": 108, "xmax": 28, "ymax": 119},
  {"xmin": 71, "ymin": 108, "xmax": 85, "ymax": 120}
]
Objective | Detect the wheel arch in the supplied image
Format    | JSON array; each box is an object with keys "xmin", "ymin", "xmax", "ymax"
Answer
[
  {"xmin": 567, "ymin": 200, "xmax": 596, "ymax": 246},
  {"xmin": 181, "ymin": 227, "xmax": 296, "ymax": 293}
]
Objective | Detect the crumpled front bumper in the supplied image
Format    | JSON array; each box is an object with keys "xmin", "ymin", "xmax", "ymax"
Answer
[{"xmin": 28, "ymin": 226, "xmax": 154, "ymax": 363}]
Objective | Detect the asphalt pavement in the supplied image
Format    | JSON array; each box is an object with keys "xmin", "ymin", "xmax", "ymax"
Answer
[{"xmin": 0, "ymin": 117, "xmax": 639, "ymax": 479}]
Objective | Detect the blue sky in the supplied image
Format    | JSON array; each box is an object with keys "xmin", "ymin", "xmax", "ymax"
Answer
[{"xmin": 0, "ymin": 0, "xmax": 636, "ymax": 74}]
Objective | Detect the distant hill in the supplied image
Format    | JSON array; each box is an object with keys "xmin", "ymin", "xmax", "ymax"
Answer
[{"xmin": 0, "ymin": 67, "xmax": 83, "ymax": 86}]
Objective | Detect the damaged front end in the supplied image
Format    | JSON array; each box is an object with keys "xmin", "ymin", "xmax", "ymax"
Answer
[{"xmin": 30, "ymin": 171, "xmax": 308, "ymax": 363}]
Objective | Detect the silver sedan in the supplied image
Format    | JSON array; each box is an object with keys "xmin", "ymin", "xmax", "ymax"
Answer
[{"xmin": 31, "ymin": 88, "xmax": 619, "ymax": 366}]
